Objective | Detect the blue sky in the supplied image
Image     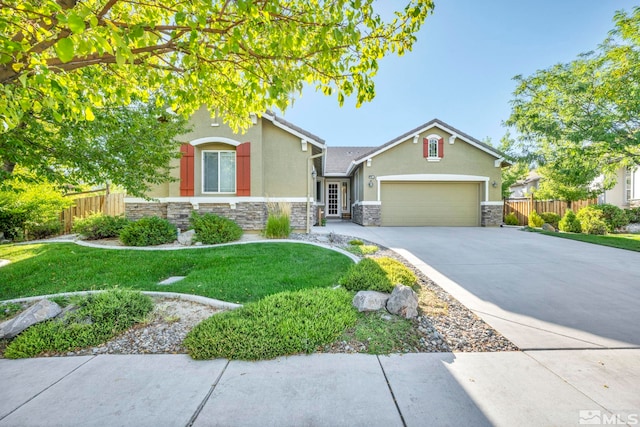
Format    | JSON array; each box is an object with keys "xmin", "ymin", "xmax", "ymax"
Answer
[{"xmin": 279, "ymin": 0, "xmax": 635, "ymax": 147}]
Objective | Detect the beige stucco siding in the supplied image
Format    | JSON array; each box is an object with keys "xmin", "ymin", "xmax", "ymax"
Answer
[
  {"xmin": 261, "ymin": 121, "xmax": 311, "ymax": 197},
  {"xmin": 361, "ymin": 129, "xmax": 502, "ymax": 202},
  {"xmin": 380, "ymin": 182, "xmax": 480, "ymax": 226}
]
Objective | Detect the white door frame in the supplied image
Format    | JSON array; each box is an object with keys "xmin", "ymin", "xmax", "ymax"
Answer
[
  {"xmin": 326, "ymin": 181, "xmax": 341, "ymax": 217},
  {"xmin": 326, "ymin": 180, "xmax": 350, "ymax": 218}
]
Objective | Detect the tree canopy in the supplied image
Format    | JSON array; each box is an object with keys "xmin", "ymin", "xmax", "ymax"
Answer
[
  {"xmin": 1, "ymin": 0, "xmax": 432, "ymax": 133},
  {"xmin": 1, "ymin": 98, "xmax": 190, "ymax": 196},
  {"xmin": 506, "ymin": 7, "xmax": 640, "ymax": 195}
]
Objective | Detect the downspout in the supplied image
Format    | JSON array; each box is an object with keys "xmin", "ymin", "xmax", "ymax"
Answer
[{"xmin": 307, "ymin": 149, "xmax": 325, "ymax": 234}]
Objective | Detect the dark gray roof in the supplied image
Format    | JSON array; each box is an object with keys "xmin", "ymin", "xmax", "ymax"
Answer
[
  {"xmin": 354, "ymin": 118, "xmax": 505, "ymax": 162},
  {"xmin": 264, "ymin": 111, "xmax": 326, "ymax": 145},
  {"xmin": 325, "ymin": 146, "xmax": 376, "ymax": 175}
]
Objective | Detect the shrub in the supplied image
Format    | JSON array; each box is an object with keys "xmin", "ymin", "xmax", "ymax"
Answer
[
  {"xmin": 119, "ymin": 216, "xmax": 177, "ymax": 246},
  {"xmin": 539, "ymin": 212, "xmax": 561, "ymax": 229},
  {"xmin": 72, "ymin": 212, "xmax": 129, "ymax": 240},
  {"xmin": 189, "ymin": 211, "xmax": 243, "ymax": 244},
  {"xmin": 264, "ymin": 201, "xmax": 291, "ymax": 239},
  {"xmin": 558, "ymin": 209, "xmax": 582, "ymax": 233},
  {"xmin": 589, "ymin": 204, "xmax": 628, "ymax": 232},
  {"xmin": 339, "ymin": 258, "xmax": 393, "ymax": 293},
  {"xmin": 625, "ymin": 207, "xmax": 640, "ymax": 223},
  {"xmin": 528, "ymin": 210, "xmax": 544, "ymax": 228},
  {"xmin": 504, "ymin": 212, "xmax": 519, "ymax": 226},
  {"xmin": 348, "ymin": 239, "xmax": 364, "ymax": 246},
  {"xmin": 184, "ymin": 288, "xmax": 357, "ymax": 360},
  {"xmin": 4, "ymin": 290, "xmax": 153, "ymax": 358},
  {"xmin": 577, "ymin": 207, "xmax": 607, "ymax": 235},
  {"xmin": 347, "ymin": 244, "xmax": 379, "ymax": 256},
  {"xmin": 374, "ymin": 257, "xmax": 417, "ymax": 287},
  {"xmin": 0, "ymin": 173, "xmax": 73, "ymax": 240}
]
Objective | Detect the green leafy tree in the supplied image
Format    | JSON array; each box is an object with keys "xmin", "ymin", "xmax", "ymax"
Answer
[
  {"xmin": 491, "ymin": 132, "xmax": 529, "ymax": 199},
  {"xmin": 1, "ymin": 98, "xmax": 190, "ymax": 196},
  {"xmin": 506, "ymin": 7, "xmax": 640, "ymax": 192},
  {"xmin": 1, "ymin": 0, "xmax": 432, "ymax": 133}
]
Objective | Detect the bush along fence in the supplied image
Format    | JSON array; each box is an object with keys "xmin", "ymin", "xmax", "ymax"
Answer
[
  {"xmin": 60, "ymin": 193, "xmax": 125, "ymax": 234},
  {"xmin": 503, "ymin": 198, "xmax": 597, "ymax": 226}
]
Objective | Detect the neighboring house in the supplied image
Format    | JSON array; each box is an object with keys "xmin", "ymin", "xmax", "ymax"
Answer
[
  {"xmin": 125, "ymin": 110, "xmax": 507, "ymax": 229},
  {"xmin": 508, "ymin": 170, "xmax": 541, "ymax": 198},
  {"xmin": 599, "ymin": 167, "xmax": 640, "ymax": 208}
]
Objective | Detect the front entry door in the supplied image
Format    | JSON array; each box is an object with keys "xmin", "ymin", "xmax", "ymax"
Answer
[{"xmin": 327, "ymin": 182, "xmax": 340, "ymax": 217}]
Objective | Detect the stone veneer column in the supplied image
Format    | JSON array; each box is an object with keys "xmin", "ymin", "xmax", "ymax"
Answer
[{"xmin": 481, "ymin": 204, "xmax": 503, "ymax": 227}]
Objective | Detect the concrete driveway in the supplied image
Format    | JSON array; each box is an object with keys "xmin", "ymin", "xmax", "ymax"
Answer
[{"xmin": 318, "ymin": 223, "xmax": 640, "ymax": 350}]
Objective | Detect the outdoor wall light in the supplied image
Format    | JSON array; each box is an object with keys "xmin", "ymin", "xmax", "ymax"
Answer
[
  {"xmin": 311, "ymin": 170, "xmax": 317, "ymax": 180},
  {"xmin": 368, "ymin": 180, "xmax": 374, "ymax": 187},
  {"xmin": 492, "ymin": 181, "xmax": 497, "ymax": 188}
]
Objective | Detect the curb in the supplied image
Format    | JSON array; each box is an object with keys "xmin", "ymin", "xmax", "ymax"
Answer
[{"xmin": 1, "ymin": 290, "xmax": 242, "ymax": 310}]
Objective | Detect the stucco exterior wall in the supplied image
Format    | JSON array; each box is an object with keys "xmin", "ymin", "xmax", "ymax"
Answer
[
  {"xmin": 261, "ymin": 122, "xmax": 311, "ymax": 197},
  {"xmin": 360, "ymin": 129, "xmax": 502, "ymax": 203}
]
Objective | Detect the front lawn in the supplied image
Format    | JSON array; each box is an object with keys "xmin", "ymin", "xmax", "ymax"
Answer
[
  {"xmin": 536, "ymin": 230, "xmax": 640, "ymax": 252},
  {"xmin": 0, "ymin": 242, "xmax": 353, "ymax": 303}
]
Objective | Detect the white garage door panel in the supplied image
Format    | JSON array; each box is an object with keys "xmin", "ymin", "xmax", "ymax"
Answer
[{"xmin": 381, "ymin": 182, "xmax": 480, "ymax": 226}]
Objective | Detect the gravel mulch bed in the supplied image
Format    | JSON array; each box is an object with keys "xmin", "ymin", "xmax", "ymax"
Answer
[{"xmin": 1, "ymin": 232, "xmax": 518, "ymax": 357}]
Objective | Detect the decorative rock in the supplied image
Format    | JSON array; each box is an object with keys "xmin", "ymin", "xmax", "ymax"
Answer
[
  {"xmin": 352, "ymin": 291, "xmax": 390, "ymax": 312},
  {"xmin": 542, "ymin": 223, "xmax": 556, "ymax": 232},
  {"xmin": 0, "ymin": 299, "xmax": 62, "ymax": 339},
  {"xmin": 177, "ymin": 229, "xmax": 196, "ymax": 246},
  {"xmin": 386, "ymin": 285, "xmax": 419, "ymax": 319}
]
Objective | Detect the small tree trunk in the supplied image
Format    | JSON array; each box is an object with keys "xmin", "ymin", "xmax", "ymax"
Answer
[{"xmin": 104, "ymin": 182, "xmax": 111, "ymax": 215}]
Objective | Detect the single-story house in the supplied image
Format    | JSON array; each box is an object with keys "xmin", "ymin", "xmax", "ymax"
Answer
[
  {"xmin": 508, "ymin": 171, "xmax": 541, "ymax": 198},
  {"xmin": 125, "ymin": 108, "xmax": 507, "ymax": 230}
]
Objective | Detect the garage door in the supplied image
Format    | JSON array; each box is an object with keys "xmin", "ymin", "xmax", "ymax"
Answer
[{"xmin": 381, "ymin": 182, "xmax": 480, "ymax": 226}]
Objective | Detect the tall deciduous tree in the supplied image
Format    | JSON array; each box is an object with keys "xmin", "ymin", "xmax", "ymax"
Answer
[
  {"xmin": 505, "ymin": 7, "xmax": 640, "ymax": 194},
  {"xmin": 1, "ymin": 99, "xmax": 190, "ymax": 196},
  {"xmin": 1, "ymin": 0, "xmax": 432, "ymax": 132},
  {"xmin": 1, "ymin": 0, "xmax": 432, "ymax": 191}
]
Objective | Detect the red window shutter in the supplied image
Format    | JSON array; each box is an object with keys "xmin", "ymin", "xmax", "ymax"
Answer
[
  {"xmin": 423, "ymin": 138, "xmax": 429, "ymax": 158},
  {"xmin": 180, "ymin": 143, "xmax": 194, "ymax": 196},
  {"xmin": 236, "ymin": 142, "xmax": 251, "ymax": 196},
  {"xmin": 438, "ymin": 138, "xmax": 444, "ymax": 158}
]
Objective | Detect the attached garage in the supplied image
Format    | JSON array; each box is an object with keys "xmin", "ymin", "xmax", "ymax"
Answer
[{"xmin": 380, "ymin": 182, "xmax": 481, "ymax": 226}]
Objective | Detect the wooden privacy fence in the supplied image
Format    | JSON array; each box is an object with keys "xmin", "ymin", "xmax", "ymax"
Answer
[
  {"xmin": 60, "ymin": 193, "xmax": 125, "ymax": 234},
  {"xmin": 503, "ymin": 198, "xmax": 597, "ymax": 225}
]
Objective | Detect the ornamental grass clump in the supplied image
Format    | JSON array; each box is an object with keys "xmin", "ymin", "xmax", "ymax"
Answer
[
  {"xmin": 184, "ymin": 288, "xmax": 357, "ymax": 360},
  {"xmin": 4, "ymin": 290, "xmax": 153, "ymax": 359},
  {"xmin": 264, "ymin": 200, "xmax": 291, "ymax": 239}
]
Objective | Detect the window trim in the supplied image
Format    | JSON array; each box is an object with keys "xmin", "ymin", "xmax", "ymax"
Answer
[
  {"xmin": 425, "ymin": 133, "xmax": 441, "ymax": 161},
  {"xmin": 201, "ymin": 149, "xmax": 237, "ymax": 194}
]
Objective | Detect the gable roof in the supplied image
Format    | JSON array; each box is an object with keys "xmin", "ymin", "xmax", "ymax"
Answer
[
  {"xmin": 344, "ymin": 118, "xmax": 506, "ymax": 175},
  {"xmin": 325, "ymin": 146, "xmax": 376, "ymax": 176}
]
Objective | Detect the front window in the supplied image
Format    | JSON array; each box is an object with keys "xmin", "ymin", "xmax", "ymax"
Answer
[
  {"xmin": 203, "ymin": 151, "xmax": 236, "ymax": 193},
  {"xmin": 428, "ymin": 138, "xmax": 439, "ymax": 158}
]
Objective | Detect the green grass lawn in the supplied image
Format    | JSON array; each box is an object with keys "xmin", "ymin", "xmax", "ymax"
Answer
[
  {"xmin": 0, "ymin": 242, "xmax": 353, "ymax": 303},
  {"xmin": 537, "ymin": 230, "xmax": 640, "ymax": 252}
]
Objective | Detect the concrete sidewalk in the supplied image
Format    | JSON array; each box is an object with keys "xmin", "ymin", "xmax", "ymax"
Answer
[{"xmin": 1, "ymin": 350, "xmax": 639, "ymax": 426}]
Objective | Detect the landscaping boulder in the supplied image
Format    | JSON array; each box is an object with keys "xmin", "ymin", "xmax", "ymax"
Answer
[
  {"xmin": 0, "ymin": 299, "xmax": 62, "ymax": 339},
  {"xmin": 542, "ymin": 223, "xmax": 556, "ymax": 232},
  {"xmin": 177, "ymin": 229, "xmax": 196, "ymax": 246},
  {"xmin": 386, "ymin": 285, "xmax": 419, "ymax": 319},
  {"xmin": 352, "ymin": 291, "xmax": 390, "ymax": 312}
]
